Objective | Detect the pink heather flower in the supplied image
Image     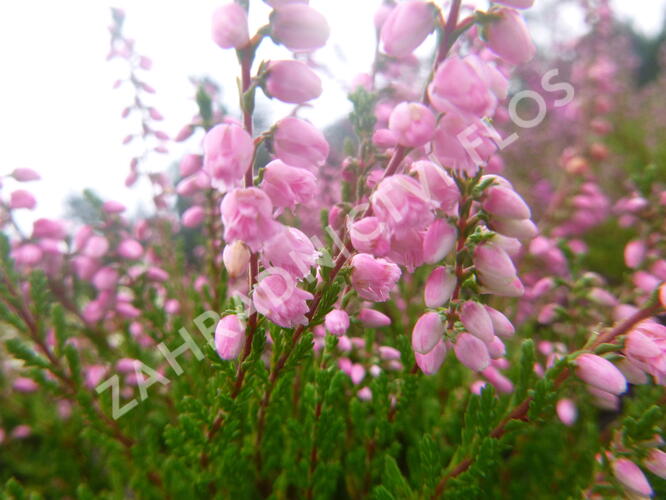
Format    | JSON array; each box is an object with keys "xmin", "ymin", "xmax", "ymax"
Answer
[
  {"xmin": 325, "ymin": 309, "xmax": 350, "ymax": 336},
  {"xmin": 412, "ymin": 312, "xmax": 444, "ymax": 354},
  {"xmin": 11, "ymin": 167, "xmax": 40, "ymax": 182},
  {"xmin": 223, "ymin": 240, "xmax": 250, "ymax": 279},
  {"xmin": 432, "ymin": 113, "xmax": 497, "ymax": 175},
  {"xmin": 203, "ymin": 124, "xmax": 254, "ymax": 191},
  {"xmin": 460, "ymin": 301, "xmax": 494, "ymax": 344},
  {"xmin": 493, "ymin": 0, "xmax": 534, "ymax": 8},
  {"xmin": 625, "ymin": 324, "xmax": 666, "ymax": 384},
  {"xmin": 117, "ymin": 239, "xmax": 143, "ymax": 260},
  {"xmin": 372, "ymin": 129, "xmax": 398, "ymax": 148},
  {"xmin": 454, "ymin": 333, "xmax": 490, "ymax": 372},
  {"xmin": 270, "ymin": 3, "xmax": 329, "ymax": 52},
  {"xmin": 265, "ymin": 60, "xmax": 322, "ymax": 104},
  {"xmin": 410, "ymin": 161, "xmax": 460, "ymax": 212},
  {"xmin": 253, "ymin": 272, "xmax": 313, "ymax": 327},
  {"xmin": 215, "ymin": 314, "xmax": 245, "ymax": 360},
  {"xmin": 83, "ymin": 235, "xmax": 109, "ymax": 258},
  {"xmin": 474, "ymin": 243, "xmax": 524, "ymax": 297},
  {"xmin": 11, "ymin": 425, "xmax": 32, "ymax": 439},
  {"xmin": 117, "ymin": 301, "xmax": 140, "ymax": 319},
  {"xmin": 388, "ymin": 102, "xmax": 436, "ymax": 147},
  {"xmin": 415, "ymin": 339, "xmax": 447, "ymax": 375},
  {"xmin": 660, "ymin": 283, "xmax": 666, "ymax": 309},
  {"xmin": 221, "ymin": 187, "xmax": 278, "ymax": 252},
  {"xmin": 260, "ymin": 160, "xmax": 318, "ymax": 210},
  {"xmin": 387, "ymin": 229, "xmax": 425, "ymax": 272},
  {"xmin": 371, "ymin": 175, "xmax": 434, "ymax": 234},
  {"xmin": 261, "ymin": 226, "xmax": 318, "ymax": 279},
  {"xmin": 272, "ymin": 117, "xmax": 329, "ymax": 170},
  {"xmin": 481, "ymin": 365, "xmax": 513, "ymax": 393},
  {"xmin": 378, "ymin": 346, "xmax": 401, "ymax": 361},
  {"xmin": 556, "ymin": 398, "xmax": 577, "ymax": 426},
  {"xmin": 92, "ymin": 267, "xmax": 118, "ymax": 291},
  {"xmin": 180, "ymin": 154, "xmax": 202, "ymax": 177},
  {"xmin": 428, "ymin": 57, "xmax": 494, "ymax": 117},
  {"xmin": 612, "ymin": 458, "xmax": 653, "ymax": 497},
  {"xmin": 13, "ymin": 377, "xmax": 39, "ymax": 393},
  {"xmin": 485, "ymin": 8, "xmax": 536, "ymax": 65},
  {"xmin": 482, "ymin": 185, "xmax": 531, "ymax": 220},
  {"xmin": 380, "ymin": 1, "xmax": 436, "ymax": 58},
  {"xmin": 72, "ymin": 256, "xmax": 99, "ymax": 281},
  {"xmin": 9, "ymin": 189, "xmax": 36, "ymax": 210},
  {"xmin": 624, "ymin": 240, "xmax": 646, "ymax": 269},
  {"xmin": 211, "ymin": 3, "xmax": 249, "ymax": 49},
  {"xmin": 357, "ymin": 386, "xmax": 373, "ymax": 401},
  {"xmin": 644, "ymin": 449, "xmax": 666, "ymax": 479},
  {"xmin": 575, "ymin": 353, "xmax": 627, "ymax": 395},
  {"xmin": 147, "ymin": 267, "xmax": 169, "ymax": 282},
  {"xmin": 32, "ymin": 218, "xmax": 66, "ymax": 240},
  {"xmin": 182, "ymin": 205, "xmax": 205, "ymax": 228},
  {"xmin": 85, "ymin": 365, "xmax": 108, "ymax": 389},
  {"xmin": 487, "ymin": 336, "xmax": 506, "ymax": 359},
  {"xmin": 424, "ymin": 266, "xmax": 456, "ymax": 308},
  {"xmin": 423, "ymin": 219, "xmax": 457, "ymax": 264},
  {"xmin": 102, "ymin": 200, "xmax": 125, "ymax": 214},
  {"xmin": 489, "ymin": 217, "xmax": 537, "ymax": 240},
  {"xmin": 484, "ymin": 306, "xmax": 515, "ymax": 338},
  {"xmin": 350, "ymin": 364, "xmax": 366, "ymax": 385},
  {"xmin": 359, "ymin": 308, "xmax": 391, "ymax": 327},
  {"xmin": 349, "ymin": 217, "xmax": 391, "ymax": 256},
  {"xmin": 12, "ymin": 244, "xmax": 43, "ymax": 266},
  {"xmin": 350, "ymin": 253, "xmax": 401, "ymax": 302}
]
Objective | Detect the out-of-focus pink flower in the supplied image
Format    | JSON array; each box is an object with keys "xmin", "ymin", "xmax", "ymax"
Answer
[
  {"xmin": 253, "ymin": 272, "xmax": 313, "ymax": 327},
  {"xmin": 102, "ymin": 200, "xmax": 126, "ymax": 214},
  {"xmin": 644, "ymin": 449, "xmax": 666, "ymax": 479},
  {"xmin": 410, "ymin": 161, "xmax": 460, "ymax": 212},
  {"xmin": 13, "ymin": 377, "xmax": 38, "ymax": 393},
  {"xmin": 612, "ymin": 458, "xmax": 653, "ymax": 497},
  {"xmin": 556, "ymin": 398, "xmax": 577, "ymax": 426},
  {"xmin": 412, "ymin": 311, "xmax": 444, "ymax": 354},
  {"xmin": 575, "ymin": 353, "xmax": 627, "ymax": 395},
  {"xmin": 625, "ymin": 323, "xmax": 666, "ymax": 384},
  {"xmin": 180, "ymin": 154, "xmax": 202, "ymax": 177},
  {"xmin": 203, "ymin": 124, "xmax": 254, "ymax": 191},
  {"xmin": 260, "ymin": 160, "xmax": 318, "ymax": 210},
  {"xmin": 32, "ymin": 219, "xmax": 66, "ymax": 240},
  {"xmin": 11, "ymin": 168, "xmax": 40, "ymax": 182},
  {"xmin": 325, "ymin": 309, "xmax": 350, "ymax": 336},
  {"xmin": 359, "ymin": 308, "xmax": 391, "ymax": 327},
  {"xmin": 423, "ymin": 219, "xmax": 457, "ymax": 264},
  {"xmin": 273, "ymin": 117, "xmax": 329, "ymax": 170},
  {"xmin": 481, "ymin": 365, "xmax": 513, "ymax": 393},
  {"xmin": 415, "ymin": 339, "xmax": 447, "ymax": 375},
  {"xmin": 428, "ymin": 57, "xmax": 494, "ymax": 117},
  {"xmin": 261, "ymin": 226, "xmax": 318, "ymax": 279},
  {"xmin": 12, "ymin": 244, "xmax": 43, "ymax": 266},
  {"xmin": 92, "ymin": 267, "xmax": 118, "ymax": 291},
  {"xmin": 371, "ymin": 175, "xmax": 434, "ymax": 234},
  {"xmin": 454, "ymin": 333, "xmax": 490, "ymax": 372},
  {"xmin": 265, "ymin": 60, "xmax": 322, "ymax": 104},
  {"xmin": 9, "ymin": 190, "xmax": 36, "ymax": 210},
  {"xmin": 182, "ymin": 206, "xmax": 205, "ymax": 228},
  {"xmin": 85, "ymin": 365, "xmax": 108, "ymax": 389},
  {"xmin": 485, "ymin": 8, "xmax": 536, "ymax": 65},
  {"xmin": 432, "ymin": 113, "xmax": 497, "ymax": 175},
  {"xmin": 117, "ymin": 239, "xmax": 143, "ymax": 260},
  {"xmin": 424, "ymin": 266, "xmax": 456, "ymax": 308},
  {"xmin": 387, "ymin": 228, "xmax": 425, "ymax": 272},
  {"xmin": 380, "ymin": 1, "xmax": 436, "ymax": 57},
  {"xmin": 388, "ymin": 102, "xmax": 436, "ymax": 147},
  {"xmin": 212, "ymin": 3, "xmax": 249, "ymax": 49},
  {"xmin": 357, "ymin": 386, "xmax": 373, "ymax": 400},
  {"xmin": 493, "ymin": 0, "xmax": 534, "ymax": 8},
  {"xmin": 215, "ymin": 314, "xmax": 245, "ymax": 360},
  {"xmin": 83, "ymin": 235, "xmax": 109, "ymax": 258},
  {"xmin": 350, "ymin": 253, "xmax": 401, "ymax": 302},
  {"xmin": 221, "ymin": 187, "xmax": 278, "ymax": 252},
  {"xmin": 484, "ymin": 306, "xmax": 514, "ymax": 338},
  {"xmin": 350, "ymin": 217, "xmax": 391, "ymax": 256},
  {"xmin": 624, "ymin": 240, "xmax": 646, "ymax": 269},
  {"xmin": 223, "ymin": 240, "xmax": 250, "ymax": 278},
  {"xmin": 271, "ymin": 3, "xmax": 329, "ymax": 51}
]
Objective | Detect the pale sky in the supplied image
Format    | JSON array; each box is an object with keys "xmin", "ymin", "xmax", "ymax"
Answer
[{"xmin": 1, "ymin": 0, "xmax": 664, "ymax": 229}]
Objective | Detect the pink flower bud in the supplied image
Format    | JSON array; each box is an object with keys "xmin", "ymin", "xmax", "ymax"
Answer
[
  {"xmin": 482, "ymin": 185, "xmax": 531, "ymax": 220},
  {"xmin": 265, "ymin": 60, "xmax": 322, "ymax": 104},
  {"xmin": 484, "ymin": 306, "xmax": 515, "ymax": 338},
  {"xmin": 474, "ymin": 243, "xmax": 523, "ymax": 297},
  {"xmin": 260, "ymin": 160, "xmax": 318, "ymax": 209},
  {"xmin": 92, "ymin": 267, "xmax": 118, "ymax": 291},
  {"xmin": 9, "ymin": 190, "xmax": 36, "ymax": 210},
  {"xmin": 372, "ymin": 128, "xmax": 398, "ymax": 148},
  {"xmin": 13, "ymin": 377, "xmax": 38, "ymax": 393},
  {"xmin": 215, "ymin": 314, "xmax": 245, "ymax": 360},
  {"xmin": 12, "ymin": 244, "xmax": 43, "ymax": 266},
  {"xmin": 454, "ymin": 333, "xmax": 490, "ymax": 372},
  {"xmin": 271, "ymin": 4, "xmax": 329, "ymax": 51},
  {"xmin": 378, "ymin": 346, "xmax": 401, "ymax": 361},
  {"xmin": 410, "ymin": 161, "xmax": 460, "ymax": 212},
  {"xmin": 359, "ymin": 308, "xmax": 391, "ymax": 327},
  {"xmin": 644, "ymin": 449, "xmax": 666, "ymax": 479},
  {"xmin": 350, "ymin": 254, "xmax": 401, "ymax": 302},
  {"xmin": 350, "ymin": 217, "xmax": 391, "ymax": 256},
  {"xmin": 221, "ymin": 187, "xmax": 278, "ymax": 252},
  {"xmin": 423, "ymin": 219, "xmax": 457, "ymax": 264},
  {"xmin": 32, "ymin": 219, "xmax": 66, "ymax": 240},
  {"xmin": 424, "ymin": 266, "xmax": 456, "ymax": 308},
  {"xmin": 432, "ymin": 113, "xmax": 497, "ymax": 175},
  {"xmin": 387, "ymin": 228, "xmax": 425, "ymax": 272},
  {"xmin": 624, "ymin": 240, "xmax": 646, "ymax": 269},
  {"xmin": 212, "ymin": 3, "xmax": 249, "ymax": 49},
  {"xmin": 182, "ymin": 205, "xmax": 205, "ymax": 228},
  {"xmin": 380, "ymin": 1, "xmax": 436, "ymax": 58},
  {"xmin": 350, "ymin": 363, "xmax": 366, "ymax": 385},
  {"xmin": 103, "ymin": 200, "xmax": 125, "ymax": 214},
  {"xmin": 575, "ymin": 353, "xmax": 627, "ymax": 395},
  {"xmin": 371, "ymin": 175, "xmax": 434, "ymax": 234},
  {"xmin": 460, "ymin": 301, "xmax": 494, "ymax": 344},
  {"xmin": 117, "ymin": 301, "xmax": 140, "ymax": 319},
  {"xmin": 489, "ymin": 217, "xmax": 537, "ymax": 240},
  {"xmin": 388, "ymin": 102, "xmax": 436, "ymax": 147},
  {"xmin": 272, "ymin": 117, "xmax": 329, "ymax": 170},
  {"xmin": 612, "ymin": 459, "xmax": 653, "ymax": 497},
  {"xmin": 253, "ymin": 272, "xmax": 313, "ymax": 327},
  {"xmin": 146, "ymin": 266, "xmax": 168, "ymax": 282},
  {"xmin": 481, "ymin": 365, "xmax": 513, "ymax": 393},
  {"xmin": 325, "ymin": 309, "xmax": 350, "ymax": 336},
  {"xmin": 660, "ymin": 283, "xmax": 666, "ymax": 309},
  {"xmin": 493, "ymin": 0, "xmax": 534, "ymax": 7},
  {"xmin": 223, "ymin": 240, "xmax": 250, "ymax": 278},
  {"xmin": 556, "ymin": 398, "xmax": 577, "ymax": 426},
  {"xmin": 412, "ymin": 312, "xmax": 444, "ymax": 354},
  {"xmin": 428, "ymin": 57, "xmax": 495, "ymax": 117},
  {"xmin": 11, "ymin": 168, "xmax": 40, "ymax": 182},
  {"xmin": 415, "ymin": 339, "xmax": 447, "ymax": 375},
  {"xmin": 357, "ymin": 386, "xmax": 373, "ymax": 400},
  {"xmin": 83, "ymin": 235, "xmax": 109, "ymax": 258},
  {"xmin": 117, "ymin": 239, "xmax": 143, "ymax": 260},
  {"xmin": 203, "ymin": 124, "xmax": 254, "ymax": 191},
  {"xmin": 485, "ymin": 8, "xmax": 536, "ymax": 65},
  {"xmin": 180, "ymin": 154, "xmax": 202, "ymax": 177},
  {"xmin": 261, "ymin": 226, "xmax": 318, "ymax": 279}
]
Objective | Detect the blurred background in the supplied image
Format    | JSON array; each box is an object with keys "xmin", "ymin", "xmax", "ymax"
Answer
[{"xmin": 1, "ymin": 0, "xmax": 665, "ymax": 227}]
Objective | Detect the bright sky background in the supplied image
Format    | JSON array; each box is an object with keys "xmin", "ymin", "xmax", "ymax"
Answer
[{"xmin": 1, "ymin": 0, "xmax": 665, "ymax": 229}]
